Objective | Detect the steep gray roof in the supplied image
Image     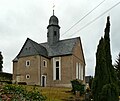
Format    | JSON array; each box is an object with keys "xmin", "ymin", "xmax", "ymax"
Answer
[
  {"xmin": 17, "ymin": 38, "xmax": 48, "ymax": 58},
  {"xmin": 41, "ymin": 37, "xmax": 79, "ymax": 57},
  {"xmin": 13, "ymin": 37, "xmax": 80, "ymax": 61}
]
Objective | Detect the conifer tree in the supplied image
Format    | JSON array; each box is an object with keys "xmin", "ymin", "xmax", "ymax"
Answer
[
  {"xmin": 0, "ymin": 52, "xmax": 3, "ymax": 72},
  {"xmin": 114, "ymin": 53, "xmax": 120, "ymax": 94},
  {"xmin": 115, "ymin": 53, "xmax": 120, "ymax": 81},
  {"xmin": 92, "ymin": 17, "xmax": 118, "ymax": 101},
  {"xmin": 104, "ymin": 17, "xmax": 117, "ymax": 83}
]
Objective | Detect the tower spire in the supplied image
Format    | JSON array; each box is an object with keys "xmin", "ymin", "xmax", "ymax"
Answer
[
  {"xmin": 53, "ymin": 10, "xmax": 54, "ymax": 15},
  {"xmin": 47, "ymin": 5, "xmax": 60, "ymax": 45},
  {"xmin": 52, "ymin": 2, "xmax": 55, "ymax": 15}
]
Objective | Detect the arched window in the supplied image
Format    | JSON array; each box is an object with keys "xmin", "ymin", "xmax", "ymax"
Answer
[
  {"xmin": 26, "ymin": 60, "xmax": 30, "ymax": 67},
  {"xmin": 43, "ymin": 60, "xmax": 47, "ymax": 67},
  {"xmin": 53, "ymin": 57, "xmax": 61, "ymax": 80}
]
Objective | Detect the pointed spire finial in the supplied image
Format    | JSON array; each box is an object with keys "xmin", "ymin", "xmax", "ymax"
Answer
[
  {"xmin": 52, "ymin": 2, "xmax": 55, "ymax": 15},
  {"xmin": 53, "ymin": 9, "xmax": 54, "ymax": 15}
]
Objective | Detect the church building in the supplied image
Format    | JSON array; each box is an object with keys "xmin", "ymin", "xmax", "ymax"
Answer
[{"xmin": 13, "ymin": 12, "xmax": 85, "ymax": 87}]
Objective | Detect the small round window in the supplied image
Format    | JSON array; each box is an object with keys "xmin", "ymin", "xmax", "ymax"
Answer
[{"xmin": 26, "ymin": 74, "xmax": 30, "ymax": 79}]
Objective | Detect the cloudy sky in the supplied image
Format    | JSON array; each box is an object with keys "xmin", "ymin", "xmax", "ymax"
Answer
[{"xmin": 0, "ymin": 0, "xmax": 120, "ymax": 76}]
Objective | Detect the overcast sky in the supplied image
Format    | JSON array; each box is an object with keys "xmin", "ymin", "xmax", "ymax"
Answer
[{"xmin": 0, "ymin": 0, "xmax": 120, "ymax": 76}]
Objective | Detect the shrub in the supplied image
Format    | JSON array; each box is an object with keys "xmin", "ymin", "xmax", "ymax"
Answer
[
  {"xmin": 71, "ymin": 79, "xmax": 85, "ymax": 95},
  {"xmin": 1, "ymin": 84, "xmax": 46, "ymax": 101},
  {"xmin": 100, "ymin": 83, "xmax": 119, "ymax": 101}
]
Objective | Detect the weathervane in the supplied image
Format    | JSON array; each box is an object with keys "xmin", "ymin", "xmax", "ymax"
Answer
[{"xmin": 52, "ymin": 1, "xmax": 55, "ymax": 15}]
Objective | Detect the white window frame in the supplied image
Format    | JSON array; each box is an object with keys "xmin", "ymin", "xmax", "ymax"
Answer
[
  {"xmin": 26, "ymin": 74, "xmax": 30, "ymax": 79},
  {"xmin": 81, "ymin": 65, "xmax": 83, "ymax": 80},
  {"xmin": 43, "ymin": 60, "xmax": 47, "ymax": 67},
  {"xmin": 76, "ymin": 62, "xmax": 79, "ymax": 79},
  {"xmin": 79, "ymin": 63, "xmax": 81, "ymax": 80},
  {"xmin": 76, "ymin": 63, "xmax": 83, "ymax": 80},
  {"xmin": 53, "ymin": 57, "xmax": 61, "ymax": 80},
  {"xmin": 26, "ymin": 60, "xmax": 30, "ymax": 67}
]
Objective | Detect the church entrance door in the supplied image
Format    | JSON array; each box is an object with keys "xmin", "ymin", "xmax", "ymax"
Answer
[{"xmin": 41, "ymin": 75, "xmax": 46, "ymax": 87}]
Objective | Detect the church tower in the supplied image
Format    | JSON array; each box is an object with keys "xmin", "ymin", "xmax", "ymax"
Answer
[{"xmin": 47, "ymin": 11, "xmax": 60, "ymax": 45}]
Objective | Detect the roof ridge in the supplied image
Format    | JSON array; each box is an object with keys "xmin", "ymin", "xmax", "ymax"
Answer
[
  {"xmin": 28, "ymin": 38, "xmax": 40, "ymax": 54},
  {"xmin": 28, "ymin": 38, "xmax": 48, "ymax": 56},
  {"xmin": 27, "ymin": 38, "xmax": 39, "ymax": 45},
  {"xmin": 28, "ymin": 38, "xmax": 46, "ymax": 50},
  {"xmin": 40, "ymin": 37, "xmax": 80, "ymax": 44},
  {"xmin": 59, "ymin": 37, "xmax": 79, "ymax": 42}
]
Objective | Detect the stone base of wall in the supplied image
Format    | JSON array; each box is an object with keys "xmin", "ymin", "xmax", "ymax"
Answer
[
  {"xmin": 15, "ymin": 81, "xmax": 71, "ymax": 88},
  {"xmin": 47, "ymin": 83, "xmax": 72, "ymax": 88}
]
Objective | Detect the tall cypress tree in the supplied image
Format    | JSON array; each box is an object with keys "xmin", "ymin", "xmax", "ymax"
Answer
[
  {"xmin": 104, "ymin": 17, "xmax": 117, "ymax": 83},
  {"xmin": 92, "ymin": 37, "xmax": 105, "ymax": 101},
  {"xmin": 115, "ymin": 53, "xmax": 120, "ymax": 80},
  {"xmin": 92, "ymin": 16, "xmax": 118, "ymax": 101},
  {"xmin": 114, "ymin": 53, "xmax": 120, "ymax": 95},
  {"xmin": 0, "ymin": 52, "xmax": 3, "ymax": 72}
]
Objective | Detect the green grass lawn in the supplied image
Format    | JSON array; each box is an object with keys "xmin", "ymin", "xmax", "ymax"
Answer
[
  {"xmin": 0, "ymin": 84, "xmax": 75, "ymax": 101},
  {"xmin": 26, "ymin": 86, "xmax": 74, "ymax": 101}
]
